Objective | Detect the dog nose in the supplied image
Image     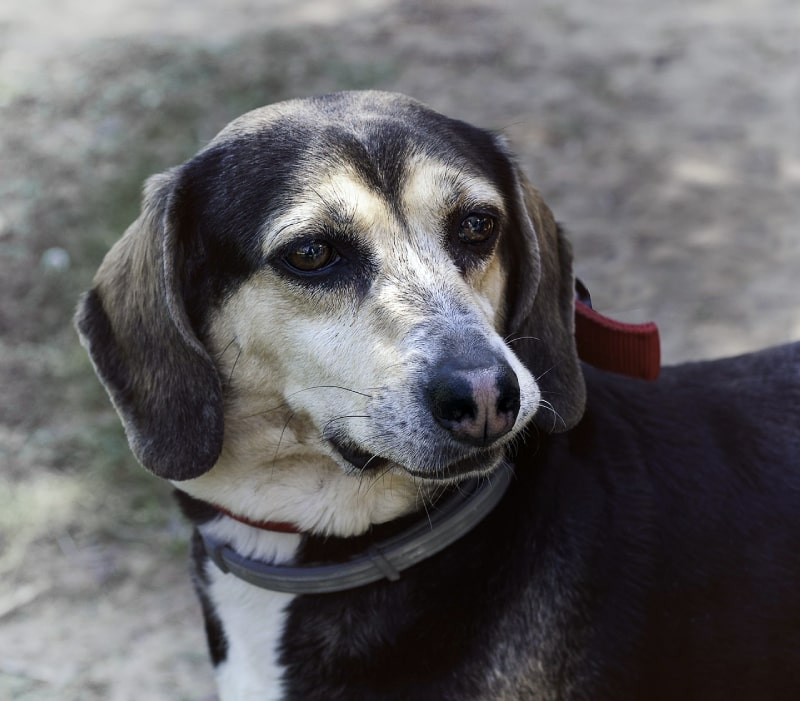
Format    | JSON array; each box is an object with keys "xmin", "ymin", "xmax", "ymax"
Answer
[{"xmin": 426, "ymin": 360, "xmax": 521, "ymax": 446}]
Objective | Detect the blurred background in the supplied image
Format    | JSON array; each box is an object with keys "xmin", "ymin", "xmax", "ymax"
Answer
[{"xmin": 1, "ymin": 0, "xmax": 798, "ymax": 699}]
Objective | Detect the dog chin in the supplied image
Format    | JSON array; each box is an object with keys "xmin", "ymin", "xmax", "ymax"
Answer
[{"xmin": 328, "ymin": 434, "xmax": 505, "ymax": 483}]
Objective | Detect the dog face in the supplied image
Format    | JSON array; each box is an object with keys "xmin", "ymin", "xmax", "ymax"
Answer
[{"xmin": 76, "ymin": 92, "xmax": 585, "ymax": 534}]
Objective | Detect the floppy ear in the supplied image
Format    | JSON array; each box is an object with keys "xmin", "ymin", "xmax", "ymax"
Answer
[
  {"xmin": 501, "ymin": 168, "xmax": 586, "ymax": 432},
  {"xmin": 75, "ymin": 169, "xmax": 224, "ymax": 480}
]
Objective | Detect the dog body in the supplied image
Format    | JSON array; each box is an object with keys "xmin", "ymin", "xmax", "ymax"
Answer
[{"xmin": 76, "ymin": 92, "xmax": 800, "ymax": 700}]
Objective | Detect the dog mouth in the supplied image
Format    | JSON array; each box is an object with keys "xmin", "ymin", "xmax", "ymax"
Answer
[
  {"xmin": 329, "ymin": 435, "xmax": 390, "ymax": 471},
  {"xmin": 328, "ymin": 434, "xmax": 502, "ymax": 481}
]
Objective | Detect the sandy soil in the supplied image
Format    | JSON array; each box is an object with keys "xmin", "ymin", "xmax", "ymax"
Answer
[{"xmin": 1, "ymin": 1, "xmax": 798, "ymax": 699}]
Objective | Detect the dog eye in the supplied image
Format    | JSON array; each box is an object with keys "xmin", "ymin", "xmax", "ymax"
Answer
[
  {"xmin": 284, "ymin": 240, "xmax": 338, "ymax": 272},
  {"xmin": 458, "ymin": 214, "xmax": 496, "ymax": 244}
]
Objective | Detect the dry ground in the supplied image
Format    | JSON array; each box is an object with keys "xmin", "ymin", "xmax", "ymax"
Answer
[{"xmin": 1, "ymin": 1, "xmax": 798, "ymax": 699}]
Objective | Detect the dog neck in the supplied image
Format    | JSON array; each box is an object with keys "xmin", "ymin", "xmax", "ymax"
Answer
[{"xmin": 189, "ymin": 466, "xmax": 513, "ymax": 594}]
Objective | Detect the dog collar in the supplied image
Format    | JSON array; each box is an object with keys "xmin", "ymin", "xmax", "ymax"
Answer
[
  {"xmin": 574, "ymin": 280, "xmax": 660, "ymax": 380},
  {"xmin": 206, "ymin": 504, "xmax": 301, "ymax": 534},
  {"xmin": 199, "ymin": 465, "xmax": 513, "ymax": 594}
]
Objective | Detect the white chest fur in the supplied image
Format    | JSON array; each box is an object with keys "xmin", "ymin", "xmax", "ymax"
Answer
[{"xmin": 200, "ymin": 517, "xmax": 302, "ymax": 701}]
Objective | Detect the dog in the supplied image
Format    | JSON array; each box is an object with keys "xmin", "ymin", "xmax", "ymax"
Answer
[{"xmin": 76, "ymin": 91, "xmax": 800, "ymax": 700}]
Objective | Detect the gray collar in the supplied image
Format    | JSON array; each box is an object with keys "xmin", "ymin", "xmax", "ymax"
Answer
[{"xmin": 199, "ymin": 464, "xmax": 513, "ymax": 594}]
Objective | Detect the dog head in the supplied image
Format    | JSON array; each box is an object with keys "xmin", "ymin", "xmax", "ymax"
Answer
[{"xmin": 76, "ymin": 91, "xmax": 585, "ymax": 533}]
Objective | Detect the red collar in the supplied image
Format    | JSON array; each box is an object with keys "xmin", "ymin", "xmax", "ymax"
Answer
[
  {"xmin": 574, "ymin": 299, "xmax": 660, "ymax": 380},
  {"xmin": 211, "ymin": 503, "xmax": 302, "ymax": 534}
]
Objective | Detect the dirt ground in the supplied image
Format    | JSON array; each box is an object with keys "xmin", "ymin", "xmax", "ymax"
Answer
[{"xmin": 0, "ymin": 0, "xmax": 798, "ymax": 699}]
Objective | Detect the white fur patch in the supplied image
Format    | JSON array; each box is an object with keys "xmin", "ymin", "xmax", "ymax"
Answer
[{"xmin": 201, "ymin": 516, "xmax": 301, "ymax": 700}]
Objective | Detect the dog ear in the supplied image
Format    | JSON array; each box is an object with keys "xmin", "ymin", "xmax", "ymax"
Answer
[
  {"xmin": 501, "ymin": 167, "xmax": 586, "ymax": 432},
  {"xmin": 75, "ymin": 169, "xmax": 224, "ymax": 480}
]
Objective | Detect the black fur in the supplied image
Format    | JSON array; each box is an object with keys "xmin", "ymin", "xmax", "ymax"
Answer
[
  {"xmin": 190, "ymin": 531, "xmax": 230, "ymax": 667},
  {"xmin": 176, "ymin": 492, "xmax": 230, "ymax": 665}
]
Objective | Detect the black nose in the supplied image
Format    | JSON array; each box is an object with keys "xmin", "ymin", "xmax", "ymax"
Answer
[{"xmin": 426, "ymin": 359, "xmax": 521, "ymax": 447}]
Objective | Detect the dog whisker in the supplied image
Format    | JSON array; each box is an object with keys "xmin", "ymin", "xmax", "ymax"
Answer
[
  {"xmin": 212, "ymin": 337, "xmax": 242, "ymax": 388},
  {"xmin": 361, "ymin": 452, "xmax": 385, "ymax": 470},
  {"xmin": 412, "ymin": 476, "xmax": 434, "ymax": 529},
  {"xmin": 534, "ymin": 397, "xmax": 565, "ymax": 432},
  {"xmin": 289, "ymin": 385, "xmax": 374, "ymax": 399},
  {"xmin": 217, "ymin": 336, "xmax": 238, "ymax": 359},
  {"xmin": 271, "ymin": 411, "xmax": 296, "ymax": 464},
  {"xmin": 321, "ymin": 414, "xmax": 369, "ymax": 437},
  {"xmin": 227, "ymin": 347, "xmax": 243, "ymax": 388},
  {"xmin": 505, "ymin": 334, "xmax": 541, "ymax": 345},
  {"xmin": 241, "ymin": 385, "xmax": 372, "ymax": 422},
  {"xmin": 361, "ymin": 462, "xmax": 398, "ymax": 495}
]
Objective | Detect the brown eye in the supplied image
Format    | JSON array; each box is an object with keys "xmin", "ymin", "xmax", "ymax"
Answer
[
  {"xmin": 285, "ymin": 240, "xmax": 336, "ymax": 272},
  {"xmin": 458, "ymin": 214, "xmax": 496, "ymax": 244}
]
